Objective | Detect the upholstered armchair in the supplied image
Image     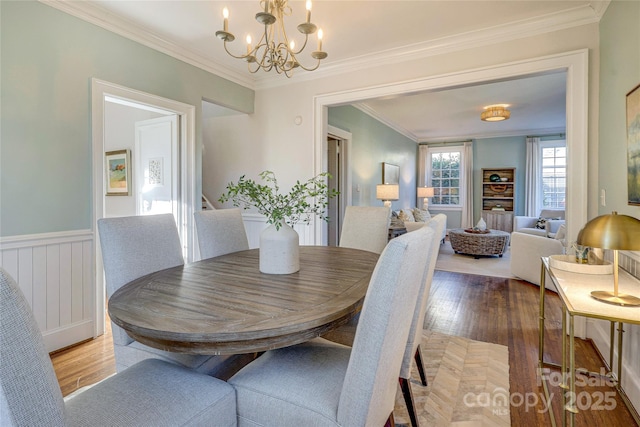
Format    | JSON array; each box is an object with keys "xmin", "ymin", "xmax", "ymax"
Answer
[{"xmin": 510, "ymin": 231, "xmax": 564, "ymax": 290}]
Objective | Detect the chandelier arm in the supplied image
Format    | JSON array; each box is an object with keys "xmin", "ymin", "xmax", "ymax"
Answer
[
  {"xmin": 222, "ymin": 41, "xmax": 251, "ymax": 60},
  {"xmin": 216, "ymin": 0, "xmax": 326, "ymax": 77}
]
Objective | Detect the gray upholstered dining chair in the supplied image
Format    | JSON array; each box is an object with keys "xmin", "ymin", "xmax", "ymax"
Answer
[
  {"xmin": 0, "ymin": 268, "xmax": 238, "ymax": 427},
  {"xmin": 339, "ymin": 205, "xmax": 391, "ymax": 254},
  {"xmin": 323, "ymin": 214, "xmax": 446, "ymax": 427},
  {"xmin": 98, "ymin": 214, "xmax": 227, "ymax": 375},
  {"xmin": 194, "ymin": 208, "xmax": 249, "ymax": 260},
  {"xmin": 229, "ymin": 224, "xmax": 435, "ymax": 426}
]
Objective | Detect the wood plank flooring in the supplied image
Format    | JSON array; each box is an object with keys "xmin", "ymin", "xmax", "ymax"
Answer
[{"xmin": 51, "ymin": 270, "xmax": 638, "ymax": 426}]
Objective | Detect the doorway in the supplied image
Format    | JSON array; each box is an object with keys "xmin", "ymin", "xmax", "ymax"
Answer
[
  {"xmin": 326, "ymin": 126, "xmax": 352, "ymax": 246},
  {"xmin": 91, "ymin": 79, "xmax": 196, "ymax": 337},
  {"xmin": 314, "ymin": 50, "xmax": 588, "ymax": 249}
]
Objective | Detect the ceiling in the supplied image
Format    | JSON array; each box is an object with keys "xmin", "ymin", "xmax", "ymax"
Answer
[{"xmin": 55, "ymin": 0, "xmax": 608, "ymax": 141}]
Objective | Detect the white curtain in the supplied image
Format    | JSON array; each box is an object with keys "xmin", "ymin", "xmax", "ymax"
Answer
[
  {"xmin": 525, "ymin": 137, "xmax": 541, "ymax": 216},
  {"xmin": 418, "ymin": 145, "xmax": 429, "ymax": 187},
  {"xmin": 461, "ymin": 141, "xmax": 474, "ymax": 229}
]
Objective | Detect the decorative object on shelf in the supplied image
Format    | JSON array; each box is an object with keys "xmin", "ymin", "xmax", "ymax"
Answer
[
  {"xmin": 489, "ymin": 173, "xmax": 501, "ymax": 182},
  {"xmin": 481, "ymin": 104, "xmax": 511, "ymax": 122},
  {"xmin": 476, "ymin": 217, "xmax": 487, "ymax": 231},
  {"xmin": 417, "ymin": 186, "xmax": 434, "ymax": 210},
  {"xmin": 219, "ymin": 170, "xmax": 338, "ymax": 274},
  {"xmin": 577, "ymin": 211, "xmax": 640, "ymax": 306},
  {"xmin": 571, "ymin": 242, "xmax": 590, "ymax": 264},
  {"xmin": 215, "ymin": 0, "xmax": 327, "ymax": 77},
  {"xmin": 489, "ymin": 184, "xmax": 508, "ymax": 193},
  {"xmin": 376, "ymin": 184, "xmax": 399, "ymax": 208},
  {"xmin": 500, "ymin": 177, "xmax": 509, "ymax": 182}
]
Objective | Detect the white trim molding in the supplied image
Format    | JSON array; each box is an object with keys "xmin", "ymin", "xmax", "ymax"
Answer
[{"xmin": 0, "ymin": 230, "xmax": 95, "ymax": 352}]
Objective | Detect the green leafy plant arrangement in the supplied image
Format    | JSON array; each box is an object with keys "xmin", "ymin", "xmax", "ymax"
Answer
[{"xmin": 219, "ymin": 171, "xmax": 339, "ymax": 230}]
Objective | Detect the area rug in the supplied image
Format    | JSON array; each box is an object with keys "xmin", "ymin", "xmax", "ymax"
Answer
[
  {"xmin": 435, "ymin": 241, "xmax": 515, "ymax": 279},
  {"xmin": 394, "ymin": 330, "xmax": 510, "ymax": 426}
]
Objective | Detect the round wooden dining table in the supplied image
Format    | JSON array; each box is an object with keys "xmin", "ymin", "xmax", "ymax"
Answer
[{"xmin": 107, "ymin": 246, "xmax": 379, "ymax": 355}]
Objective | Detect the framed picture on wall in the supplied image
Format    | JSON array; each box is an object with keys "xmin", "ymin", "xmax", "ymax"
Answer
[
  {"xmin": 628, "ymin": 83, "xmax": 640, "ymax": 206},
  {"xmin": 382, "ymin": 162, "xmax": 399, "ymax": 185},
  {"xmin": 105, "ymin": 149, "xmax": 131, "ymax": 196}
]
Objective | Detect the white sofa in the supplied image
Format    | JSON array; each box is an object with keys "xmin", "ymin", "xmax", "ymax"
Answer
[
  {"xmin": 396, "ymin": 208, "xmax": 446, "ymax": 242},
  {"xmin": 513, "ymin": 209, "xmax": 565, "ymax": 238},
  {"xmin": 510, "ymin": 231, "xmax": 564, "ymax": 291}
]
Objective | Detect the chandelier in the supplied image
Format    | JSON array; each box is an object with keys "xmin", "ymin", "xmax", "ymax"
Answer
[
  {"xmin": 215, "ymin": 0, "xmax": 327, "ymax": 77},
  {"xmin": 481, "ymin": 104, "xmax": 511, "ymax": 122}
]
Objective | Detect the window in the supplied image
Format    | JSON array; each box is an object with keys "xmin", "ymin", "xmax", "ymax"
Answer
[
  {"xmin": 540, "ymin": 141, "xmax": 566, "ymax": 209},
  {"xmin": 427, "ymin": 147, "xmax": 463, "ymax": 207}
]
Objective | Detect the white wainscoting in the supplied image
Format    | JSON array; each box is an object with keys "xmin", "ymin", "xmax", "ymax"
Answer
[
  {"xmin": 586, "ymin": 251, "xmax": 640, "ymax": 414},
  {"xmin": 0, "ymin": 230, "xmax": 95, "ymax": 353},
  {"xmin": 241, "ymin": 213, "xmax": 316, "ymax": 248}
]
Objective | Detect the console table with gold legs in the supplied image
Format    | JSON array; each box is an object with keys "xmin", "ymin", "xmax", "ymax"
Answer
[{"xmin": 538, "ymin": 257, "xmax": 640, "ymax": 427}]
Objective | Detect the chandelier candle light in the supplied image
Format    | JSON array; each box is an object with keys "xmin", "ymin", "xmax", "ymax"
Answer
[{"xmin": 215, "ymin": 0, "xmax": 327, "ymax": 77}]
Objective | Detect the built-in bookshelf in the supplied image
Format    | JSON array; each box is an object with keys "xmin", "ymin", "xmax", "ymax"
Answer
[{"xmin": 481, "ymin": 168, "xmax": 515, "ymax": 232}]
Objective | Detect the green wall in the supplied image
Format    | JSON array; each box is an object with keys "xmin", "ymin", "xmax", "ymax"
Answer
[
  {"xmin": 598, "ymin": 0, "xmax": 640, "ymax": 218},
  {"xmin": 328, "ymin": 105, "xmax": 417, "ymax": 210},
  {"xmin": 0, "ymin": 1, "xmax": 254, "ymax": 236}
]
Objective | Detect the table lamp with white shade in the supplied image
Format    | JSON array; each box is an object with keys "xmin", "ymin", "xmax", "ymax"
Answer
[
  {"xmin": 417, "ymin": 187, "xmax": 435, "ymax": 210},
  {"xmin": 376, "ymin": 184, "xmax": 399, "ymax": 208},
  {"xmin": 576, "ymin": 211, "xmax": 640, "ymax": 306}
]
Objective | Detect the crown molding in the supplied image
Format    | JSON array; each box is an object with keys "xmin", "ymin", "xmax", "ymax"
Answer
[
  {"xmin": 417, "ymin": 127, "xmax": 567, "ymax": 143},
  {"xmin": 254, "ymin": 2, "xmax": 603, "ymax": 90},
  {"xmin": 351, "ymin": 103, "xmax": 418, "ymax": 143},
  {"xmin": 42, "ymin": 1, "xmax": 603, "ymax": 92},
  {"xmin": 39, "ymin": 0, "xmax": 255, "ymax": 90}
]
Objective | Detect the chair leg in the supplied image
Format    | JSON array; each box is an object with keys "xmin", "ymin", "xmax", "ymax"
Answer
[
  {"xmin": 384, "ymin": 411, "xmax": 395, "ymax": 427},
  {"xmin": 414, "ymin": 345, "xmax": 427, "ymax": 387},
  {"xmin": 399, "ymin": 377, "xmax": 419, "ymax": 427}
]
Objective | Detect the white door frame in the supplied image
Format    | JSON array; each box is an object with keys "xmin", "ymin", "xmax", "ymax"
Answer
[
  {"xmin": 91, "ymin": 79, "xmax": 196, "ymax": 336},
  {"xmin": 314, "ymin": 49, "xmax": 588, "ymax": 245}
]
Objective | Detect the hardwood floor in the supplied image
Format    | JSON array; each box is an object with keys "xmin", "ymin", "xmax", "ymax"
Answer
[{"xmin": 50, "ymin": 270, "xmax": 638, "ymax": 426}]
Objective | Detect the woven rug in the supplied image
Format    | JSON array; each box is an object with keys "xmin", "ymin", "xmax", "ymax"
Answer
[
  {"xmin": 394, "ymin": 330, "xmax": 510, "ymax": 426},
  {"xmin": 435, "ymin": 241, "xmax": 515, "ymax": 279}
]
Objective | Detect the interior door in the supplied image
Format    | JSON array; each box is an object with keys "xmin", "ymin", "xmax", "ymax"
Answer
[
  {"xmin": 327, "ymin": 137, "xmax": 341, "ymax": 246},
  {"xmin": 135, "ymin": 115, "xmax": 179, "ymax": 218}
]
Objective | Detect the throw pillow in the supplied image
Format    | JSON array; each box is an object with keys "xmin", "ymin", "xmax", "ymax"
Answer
[
  {"xmin": 535, "ymin": 217, "xmax": 547, "ymax": 229},
  {"xmin": 554, "ymin": 223, "xmax": 567, "ymax": 241},
  {"xmin": 413, "ymin": 208, "xmax": 431, "ymax": 222},
  {"xmin": 398, "ymin": 209, "xmax": 415, "ymax": 223}
]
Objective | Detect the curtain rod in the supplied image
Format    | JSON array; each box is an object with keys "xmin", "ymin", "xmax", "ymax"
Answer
[
  {"xmin": 418, "ymin": 140, "xmax": 472, "ymax": 146},
  {"xmin": 527, "ymin": 133, "xmax": 566, "ymax": 138}
]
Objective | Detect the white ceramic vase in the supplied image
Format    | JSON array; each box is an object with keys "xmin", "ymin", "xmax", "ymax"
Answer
[
  {"xmin": 476, "ymin": 217, "xmax": 487, "ymax": 231},
  {"xmin": 259, "ymin": 221, "xmax": 300, "ymax": 274}
]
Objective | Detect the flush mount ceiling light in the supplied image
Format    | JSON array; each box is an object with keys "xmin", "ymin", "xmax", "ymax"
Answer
[{"xmin": 481, "ymin": 104, "xmax": 511, "ymax": 122}]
